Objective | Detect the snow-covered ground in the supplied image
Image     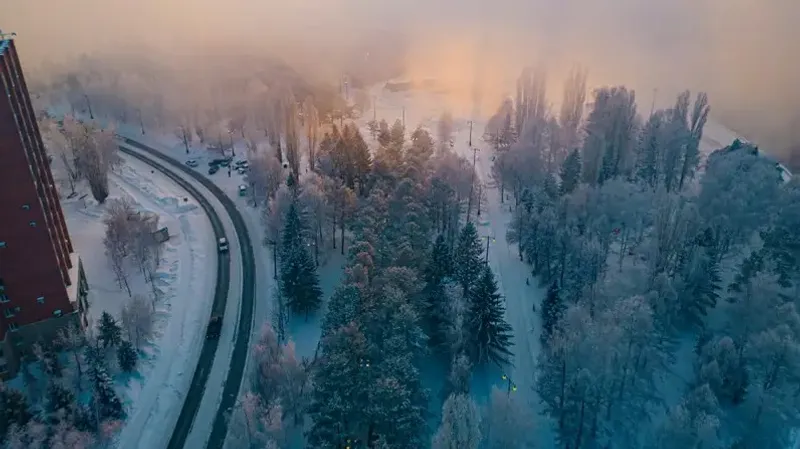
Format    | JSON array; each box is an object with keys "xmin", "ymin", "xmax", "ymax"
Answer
[
  {"xmin": 109, "ymin": 125, "xmax": 346, "ymax": 449},
  {"xmin": 61, "ymin": 152, "xmax": 216, "ymax": 449}
]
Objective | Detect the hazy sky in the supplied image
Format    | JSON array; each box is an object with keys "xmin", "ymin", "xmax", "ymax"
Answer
[{"xmin": 5, "ymin": 0, "xmax": 800, "ymax": 157}]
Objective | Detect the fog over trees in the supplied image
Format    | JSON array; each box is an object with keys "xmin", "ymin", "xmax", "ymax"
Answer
[{"xmin": 6, "ymin": 4, "xmax": 800, "ymax": 445}]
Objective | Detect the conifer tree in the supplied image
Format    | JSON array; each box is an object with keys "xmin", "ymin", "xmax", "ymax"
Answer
[
  {"xmin": 280, "ymin": 202, "xmax": 323, "ymax": 320},
  {"xmin": 540, "ymin": 281, "xmax": 564, "ymax": 343},
  {"xmin": 425, "ymin": 234, "xmax": 453, "ymax": 283},
  {"xmin": 454, "ymin": 222, "xmax": 484, "ymax": 295},
  {"xmin": 422, "ymin": 235, "xmax": 454, "ymax": 353},
  {"xmin": 98, "ymin": 311, "xmax": 122, "ymax": 349},
  {"xmin": 46, "ymin": 382, "xmax": 76, "ymax": 416},
  {"xmin": 464, "ymin": 267, "xmax": 514, "ymax": 366},
  {"xmin": 559, "ymin": 149, "xmax": 582, "ymax": 195},
  {"xmin": 86, "ymin": 341, "xmax": 124, "ymax": 421},
  {"xmin": 0, "ymin": 387, "xmax": 32, "ymax": 437},
  {"xmin": 117, "ymin": 340, "xmax": 138, "ymax": 372},
  {"xmin": 307, "ymin": 324, "xmax": 370, "ymax": 448}
]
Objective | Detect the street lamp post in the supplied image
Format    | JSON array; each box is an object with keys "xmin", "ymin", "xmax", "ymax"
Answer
[
  {"xmin": 501, "ymin": 373, "xmax": 517, "ymax": 396},
  {"xmin": 485, "ymin": 235, "xmax": 494, "ymax": 264}
]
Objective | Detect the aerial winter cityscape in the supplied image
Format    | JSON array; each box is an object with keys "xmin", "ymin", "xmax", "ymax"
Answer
[{"xmin": 1, "ymin": 2, "xmax": 800, "ymax": 449}]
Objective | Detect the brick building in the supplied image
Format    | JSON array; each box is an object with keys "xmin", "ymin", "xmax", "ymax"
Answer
[{"xmin": 0, "ymin": 36, "xmax": 88, "ymax": 378}]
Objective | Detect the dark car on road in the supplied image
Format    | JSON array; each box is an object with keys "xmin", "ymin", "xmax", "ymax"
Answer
[
  {"xmin": 208, "ymin": 165, "xmax": 219, "ymax": 175},
  {"xmin": 206, "ymin": 315, "xmax": 222, "ymax": 339}
]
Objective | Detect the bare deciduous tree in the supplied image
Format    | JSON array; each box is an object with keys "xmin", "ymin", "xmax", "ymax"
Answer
[
  {"xmin": 303, "ymin": 97, "xmax": 320, "ymax": 172},
  {"xmin": 121, "ymin": 294, "xmax": 155, "ymax": 349}
]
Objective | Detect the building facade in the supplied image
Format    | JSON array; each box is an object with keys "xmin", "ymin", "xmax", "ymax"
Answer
[{"xmin": 0, "ymin": 37, "xmax": 88, "ymax": 378}]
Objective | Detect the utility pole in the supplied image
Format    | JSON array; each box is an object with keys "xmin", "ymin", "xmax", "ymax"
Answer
[
  {"xmin": 477, "ymin": 183, "xmax": 482, "ymax": 217},
  {"xmin": 468, "ymin": 120, "xmax": 473, "ymax": 147},
  {"xmin": 372, "ymin": 96, "xmax": 377, "ymax": 122},
  {"xmin": 485, "ymin": 235, "xmax": 491, "ymax": 264},
  {"xmin": 466, "ymin": 145, "xmax": 479, "ymax": 221}
]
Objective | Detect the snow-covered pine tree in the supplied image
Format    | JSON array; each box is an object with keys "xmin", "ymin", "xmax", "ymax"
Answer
[
  {"xmin": 280, "ymin": 202, "xmax": 323, "ymax": 320},
  {"xmin": 86, "ymin": 342, "xmax": 124, "ymax": 421},
  {"xmin": 431, "ymin": 393, "xmax": 481, "ymax": 449},
  {"xmin": 117, "ymin": 340, "xmax": 138, "ymax": 372},
  {"xmin": 425, "ymin": 234, "xmax": 453, "ymax": 283},
  {"xmin": 464, "ymin": 266, "xmax": 514, "ymax": 366},
  {"xmin": 46, "ymin": 382, "xmax": 76, "ymax": 417},
  {"xmin": 559, "ymin": 148, "xmax": 582, "ymax": 195},
  {"xmin": 676, "ymin": 229, "xmax": 721, "ymax": 330},
  {"xmin": 320, "ymin": 284, "xmax": 360, "ymax": 338},
  {"xmin": 91, "ymin": 366, "xmax": 124, "ymax": 421},
  {"xmin": 98, "ymin": 311, "xmax": 122, "ymax": 349},
  {"xmin": 359, "ymin": 289, "xmax": 428, "ymax": 448},
  {"xmin": 0, "ymin": 387, "xmax": 32, "ymax": 437},
  {"xmin": 423, "ymin": 235, "xmax": 455, "ymax": 354},
  {"xmin": 454, "ymin": 222, "xmax": 485, "ymax": 295},
  {"xmin": 307, "ymin": 324, "xmax": 370, "ymax": 447},
  {"xmin": 541, "ymin": 280, "xmax": 564, "ymax": 343}
]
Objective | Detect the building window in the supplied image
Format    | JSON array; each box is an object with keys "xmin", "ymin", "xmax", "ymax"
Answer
[
  {"xmin": 29, "ymin": 221, "xmax": 36, "ymax": 227},
  {"xmin": 22, "ymin": 204, "xmax": 30, "ymax": 210},
  {"xmin": 8, "ymin": 322, "xmax": 18, "ymax": 332},
  {"xmin": 37, "ymin": 296, "xmax": 44, "ymax": 304},
  {"xmin": 4, "ymin": 309, "xmax": 14, "ymax": 318},
  {"xmin": 0, "ymin": 294, "xmax": 8, "ymax": 303},
  {"xmin": 0, "ymin": 241, "xmax": 5, "ymax": 248},
  {"xmin": 53, "ymin": 309, "xmax": 62, "ymax": 317}
]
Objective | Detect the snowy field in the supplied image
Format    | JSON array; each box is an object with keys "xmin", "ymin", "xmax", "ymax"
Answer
[{"xmin": 59, "ymin": 153, "xmax": 216, "ymax": 448}]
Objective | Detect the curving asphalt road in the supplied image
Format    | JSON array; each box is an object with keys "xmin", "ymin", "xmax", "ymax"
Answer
[{"xmin": 117, "ymin": 138, "xmax": 256, "ymax": 449}]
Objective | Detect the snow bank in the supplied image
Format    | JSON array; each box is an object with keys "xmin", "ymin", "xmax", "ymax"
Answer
[{"xmin": 62, "ymin": 153, "xmax": 215, "ymax": 449}]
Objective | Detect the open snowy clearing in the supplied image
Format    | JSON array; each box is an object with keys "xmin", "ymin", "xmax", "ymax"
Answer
[{"xmin": 60, "ymin": 152, "xmax": 216, "ymax": 449}]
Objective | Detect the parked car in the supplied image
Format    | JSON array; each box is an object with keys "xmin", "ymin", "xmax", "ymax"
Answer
[
  {"xmin": 234, "ymin": 160, "xmax": 249, "ymax": 168},
  {"xmin": 218, "ymin": 237, "xmax": 229, "ymax": 252},
  {"xmin": 208, "ymin": 165, "xmax": 219, "ymax": 175},
  {"xmin": 186, "ymin": 159, "xmax": 199, "ymax": 167},
  {"xmin": 238, "ymin": 184, "xmax": 248, "ymax": 196},
  {"xmin": 206, "ymin": 315, "xmax": 222, "ymax": 339},
  {"xmin": 237, "ymin": 166, "xmax": 248, "ymax": 175},
  {"xmin": 219, "ymin": 158, "xmax": 232, "ymax": 167}
]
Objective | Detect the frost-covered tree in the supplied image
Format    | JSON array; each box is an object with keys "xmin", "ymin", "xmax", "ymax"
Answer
[
  {"xmin": 279, "ymin": 202, "xmax": 322, "ymax": 319},
  {"xmin": 303, "ymin": 97, "xmax": 320, "ymax": 172},
  {"xmin": 560, "ymin": 148, "xmax": 582, "ymax": 195},
  {"xmin": 454, "ymin": 222, "xmax": 485, "ymax": 295},
  {"xmin": 484, "ymin": 386, "xmax": 534, "ymax": 449},
  {"xmin": 103, "ymin": 197, "xmax": 137, "ymax": 296},
  {"xmin": 698, "ymin": 142, "xmax": 783, "ymax": 256},
  {"xmin": 464, "ymin": 267, "xmax": 514, "ymax": 366},
  {"xmin": 559, "ymin": 66, "xmax": 588, "ymax": 153},
  {"xmin": 247, "ymin": 149, "xmax": 285, "ymax": 206},
  {"xmin": 422, "ymin": 235, "xmax": 455, "ymax": 353},
  {"xmin": 650, "ymin": 384, "xmax": 722, "ymax": 449},
  {"xmin": 581, "ymin": 87, "xmax": 638, "ymax": 185},
  {"xmin": 251, "ymin": 325, "xmax": 309, "ymax": 425},
  {"xmin": 307, "ymin": 324, "xmax": 370, "ymax": 447},
  {"xmin": 541, "ymin": 281, "xmax": 564, "ymax": 343},
  {"xmin": 0, "ymin": 386, "xmax": 32, "ymax": 438},
  {"xmin": 695, "ymin": 336, "xmax": 748, "ymax": 406},
  {"xmin": 120, "ymin": 294, "xmax": 155, "ymax": 349},
  {"xmin": 117, "ymin": 340, "xmax": 138, "ymax": 373},
  {"xmin": 87, "ymin": 345, "xmax": 124, "ymax": 421},
  {"xmin": 98, "ymin": 311, "xmax": 122, "ymax": 349},
  {"xmin": 431, "ymin": 393, "xmax": 482, "ymax": 449}
]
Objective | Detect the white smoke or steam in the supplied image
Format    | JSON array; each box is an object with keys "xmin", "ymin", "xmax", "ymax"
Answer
[{"xmin": 6, "ymin": 0, "xmax": 800, "ymax": 159}]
